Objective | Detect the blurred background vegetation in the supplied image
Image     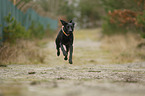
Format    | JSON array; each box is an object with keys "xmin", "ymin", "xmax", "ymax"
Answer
[
  {"xmin": 0, "ymin": 0, "xmax": 145, "ymax": 64},
  {"xmin": 34, "ymin": 0, "xmax": 145, "ymax": 36},
  {"xmin": 5, "ymin": 0, "xmax": 145, "ymax": 39}
]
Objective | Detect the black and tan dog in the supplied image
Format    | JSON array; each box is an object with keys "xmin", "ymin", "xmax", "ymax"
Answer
[{"xmin": 55, "ymin": 20, "xmax": 75, "ymax": 64}]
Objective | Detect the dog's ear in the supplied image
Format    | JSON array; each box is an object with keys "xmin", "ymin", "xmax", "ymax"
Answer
[
  {"xmin": 70, "ymin": 20, "xmax": 75, "ymax": 26},
  {"xmin": 70, "ymin": 20, "xmax": 73, "ymax": 23},
  {"xmin": 60, "ymin": 20, "xmax": 67, "ymax": 26}
]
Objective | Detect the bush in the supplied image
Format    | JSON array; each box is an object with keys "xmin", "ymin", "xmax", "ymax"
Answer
[
  {"xmin": 101, "ymin": 0, "xmax": 145, "ymax": 36},
  {"xmin": 78, "ymin": 0, "xmax": 102, "ymax": 28},
  {"xmin": 29, "ymin": 21, "xmax": 45, "ymax": 39},
  {"xmin": 29, "ymin": 21, "xmax": 54, "ymax": 39},
  {"xmin": 3, "ymin": 13, "xmax": 31, "ymax": 43},
  {"xmin": 102, "ymin": 17, "xmax": 127, "ymax": 35},
  {"xmin": 137, "ymin": 11, "xmax": 145, "ymax": 38},
  {"xmin": 3, "ymin": 13, "xmax": 54, "ymax": 43}
]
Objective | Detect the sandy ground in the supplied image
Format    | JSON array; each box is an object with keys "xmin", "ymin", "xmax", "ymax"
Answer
[{"xmin": 0, "ymin": 29, "xmax": 145, "ymax": 96}]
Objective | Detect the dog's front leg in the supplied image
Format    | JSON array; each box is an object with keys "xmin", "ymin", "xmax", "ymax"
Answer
[
  {"xmin": 69, "ymin": 45, "xmax": 73, "ymax": 64},
  {"xmin": 64, "ymin": 45, "xmax": 69, "ymax": 60},
  {"xmin": 60, "ymin": 43, "xmax": 67, "ymax": 56}
]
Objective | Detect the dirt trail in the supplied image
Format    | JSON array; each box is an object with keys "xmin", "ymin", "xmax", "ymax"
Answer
[{"xmin": 0, "ymin": 29, "xmax": 145, "ymax": 96}]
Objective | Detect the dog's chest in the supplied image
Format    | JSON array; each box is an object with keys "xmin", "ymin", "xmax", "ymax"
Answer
[{"xmin": 62, "ymin": 36, "xmax": 71, "ymax": 45}]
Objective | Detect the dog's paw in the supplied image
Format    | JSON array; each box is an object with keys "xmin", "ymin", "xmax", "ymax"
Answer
[
  {"xmin": 69, "ymin": 59, "xmax": 73, "ymax": 64},
  {"xmin": 64, "ymin": 56, "xmax": 68, "ymax": 60},
  {"xmin": 63, "ymin": 51, "xmax": 67, "ymax": 56},
  {"xmin": 57, "ymin": 51, "xmax": 60, "ymax": 56}
]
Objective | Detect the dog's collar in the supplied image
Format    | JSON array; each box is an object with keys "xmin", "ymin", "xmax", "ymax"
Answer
[{"xmin": 62, "ymin": 26, "xmax": 70, "ymax": 36}]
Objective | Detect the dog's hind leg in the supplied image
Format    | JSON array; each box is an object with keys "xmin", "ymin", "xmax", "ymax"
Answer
[
  {"xmin": 55, "ymin": 39, "xmax": 60, "ymax": 56},
  {"xmin": 56, "ymin": 45, "xmax": 60, "ymax": 56},
  {"xmin": 64, "ymin": 45, "xmax": 69, "ymax": 60},
  {"xmin": 69, "ymin": 45, "xmax": 73, "ymax": 64},
  {"xmin": 60, "ymin": 44, "xmax": 67, "ymax": 56}
]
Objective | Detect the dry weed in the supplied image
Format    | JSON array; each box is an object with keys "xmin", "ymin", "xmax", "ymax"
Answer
[
  {"xmin": 101, "ymin": 33, "xmax": 145, "ymax": 64},
  {"xmin": 0, "ymin": 39, "xmax": 48, "ymax": 65}
]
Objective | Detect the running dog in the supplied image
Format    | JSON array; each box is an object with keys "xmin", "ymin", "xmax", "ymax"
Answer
[{"xmin": 55, "ymin": 20, "xmax": 75, "ymax": 64}]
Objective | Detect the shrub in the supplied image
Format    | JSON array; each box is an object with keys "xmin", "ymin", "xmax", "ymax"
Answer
[
  {"xmin": 29, "ymin": 21, "xmax": 45, "ymax": 39},
  {"xmin": 3, "ymin": 13, "xmax": 54, "ymax": 43},
  {"xmin": 28, "ymin": 21, "xmax": 54, "ymax": 39},
  {"xmin": 102, "ymin": 0, "xmax": 145, "ymax": 36},
  {"xmin": 3, "ymin": 13, "xmax": 31, "ymax": 43},
  {"xmin": 102, "ymin": 17, "xmax": 127, "ymax": 35}
]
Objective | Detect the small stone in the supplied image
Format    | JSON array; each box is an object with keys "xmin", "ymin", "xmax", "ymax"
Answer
[{"xmin": 28, "ymin": 72, "xmax": 36, "ymax": 74}]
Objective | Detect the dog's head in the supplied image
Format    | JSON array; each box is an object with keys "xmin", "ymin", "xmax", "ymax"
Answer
[{"xmin": 60, "ymin": 20, "xmax": 75, "ymax": 35}]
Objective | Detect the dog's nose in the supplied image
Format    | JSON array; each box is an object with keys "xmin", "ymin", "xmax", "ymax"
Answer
[{"xmin": 69, "ymin": 28, "xmax": 72, "ymax": 32}]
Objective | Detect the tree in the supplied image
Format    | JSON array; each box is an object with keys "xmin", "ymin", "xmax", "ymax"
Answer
[
  {"xmin": 78, "ymin": 0, "xmax": 103, "ymax": 28},
  {"xmin": 108, "ymin": 0, "xmax": 145, "ymax": 37},
  {"xmin": 102, "ymin": 0, "xmax": 145, "ymax": 36}
]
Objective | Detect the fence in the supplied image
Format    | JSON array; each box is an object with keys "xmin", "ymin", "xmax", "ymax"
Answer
[{"xmin": 0, "ymin": 0, "xmax": 58, "ymax": 44}]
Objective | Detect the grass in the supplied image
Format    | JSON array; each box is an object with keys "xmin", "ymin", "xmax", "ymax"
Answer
[
  {"xmin": 0, "ymin": 28, "xmax": 145, "ymax": 65},
  {"xmin": 88, "ymin": 70, "xmax": 101, "ymax": 72},
  {"xmin": 0, "ymin": 39, "xmax": 49, "ymax": 65},
  {"xmin": 0, "ymin": 64, "xmax": 7, "ymax": 67},
  {"xmin": 74, "ymin": 28, "xmax": 145, "ymax": 65},
  {"xmin": 75, "ymin": 28, "xmax": 102, "ymax": 40},
  {"xmin": 0, "ymin": 84, "xmax": 23, "ymax": 96},
  {"xmin": 101, "ymin": 32, "xmax": 145, "ymax": 64}
]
